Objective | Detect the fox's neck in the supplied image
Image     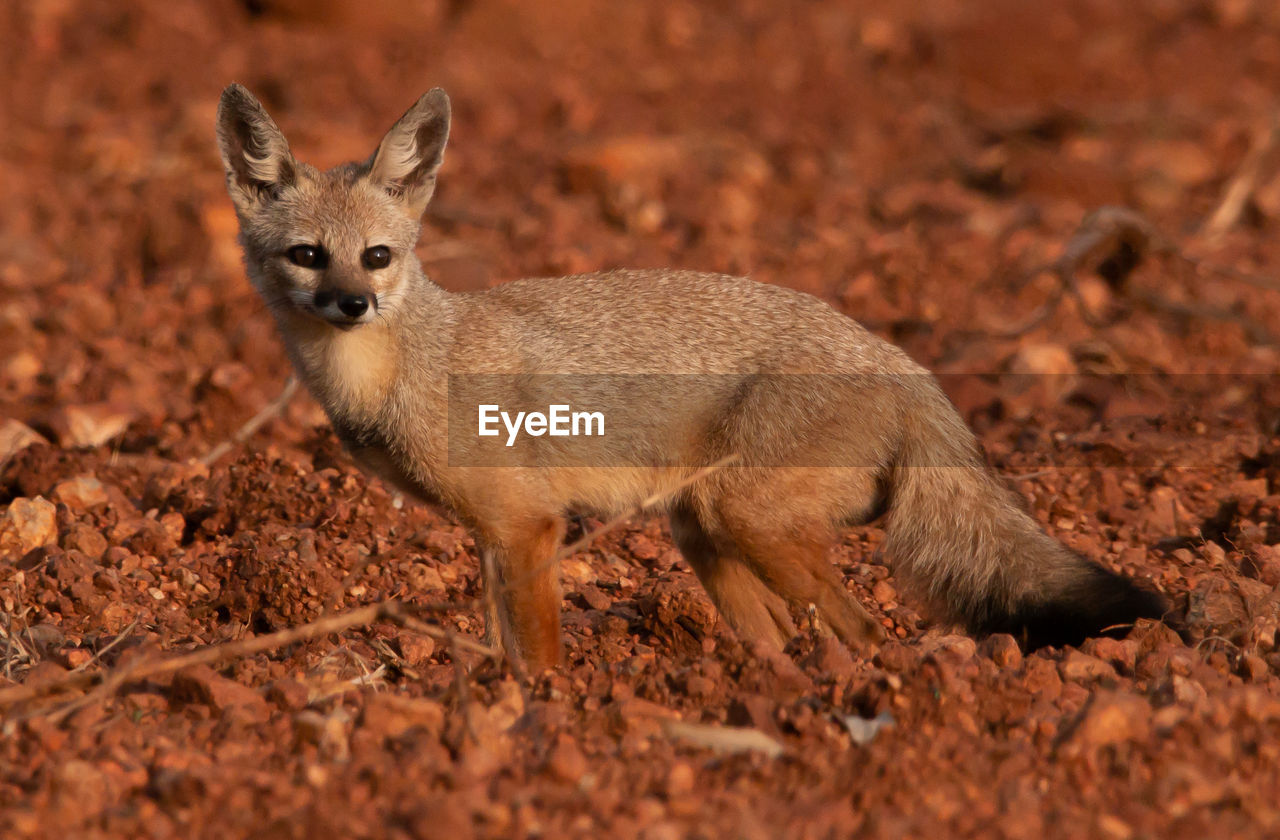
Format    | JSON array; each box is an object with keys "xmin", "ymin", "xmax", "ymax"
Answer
[{"xmin": 277, "ymin": 274, "xmax": 452, "ymax": 433}]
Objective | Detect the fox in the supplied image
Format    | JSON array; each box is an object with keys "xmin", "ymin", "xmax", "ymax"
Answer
[{"xmin": 215, "ymin": 84, "xmax": 1168, "ymax": 671}]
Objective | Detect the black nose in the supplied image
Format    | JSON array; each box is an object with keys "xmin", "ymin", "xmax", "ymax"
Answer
[{"xmin": 337, "ymin": 293, "xmax": 370, "ymax": 318}]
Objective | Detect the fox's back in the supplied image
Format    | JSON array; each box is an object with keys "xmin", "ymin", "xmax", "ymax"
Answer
[{"xmin": 445, "ymin": 270, "xmax": 923, "ymax": 377}]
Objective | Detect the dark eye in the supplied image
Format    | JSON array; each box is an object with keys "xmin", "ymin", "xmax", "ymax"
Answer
[
  {"xmin": 362, "ymin": 245, "xmax": 391, "ymax": 270},
  {"xmin": 287, "ymin": 244, "xmax": 325, "ymax": 269}
]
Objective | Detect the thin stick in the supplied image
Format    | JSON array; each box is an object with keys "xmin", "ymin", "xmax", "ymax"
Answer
[
  {"xmin": 1203, "ymin": 114, "xmax": 1280, "ymax": 241},
  {"xmin": 0, "ymin": 601, "xmax": 428, "ymax": 711},
  {"xmin": 201, "ymin": 376, "xmax": 301, "ymax": 466},
  {"xmin": 557, "ymin": 454, "xmax": 742, "ymax": 561},
  {"xmin": 446, "ymin": 628, "xmax": 479, "ymax": 742},
  {"xmin": 390, "ymin": 609, "xmax": 500, "ymax": 659},
  {"xmin": 73, "ymin": 617, "xmax": 141, "ymax": 673},
  {"xmin": 3, "ymin": 613, "xmax": 13, "ymax": 682}
]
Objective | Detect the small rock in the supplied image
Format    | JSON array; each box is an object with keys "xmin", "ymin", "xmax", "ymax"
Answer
[
  {"xmin": 1072, "ymin": 692, "xmax": 1151, "ymax": 748},
  {"xmin": 56, "ymin": 647, "xmax": 93, "ymax": 669},
  {"xmin": 360, "ymin": 694, "xmax": 445, "ymax": 740},
  {"xmin": 1081, "ymin": 637, "xmax": 1137, "ymax": 674},
  {"xmin": 1146, "ymin": 486, "xmax": 1188, "ymax": 534},
  {"xmin": 1096, "ymin": 814, "xmax": 1134, "ymax": 840},
  {"xmin": 406, "ymin": 562, "xmax": 446, "ymax": 593},
  {"xmin": 871, "ymin": 579, "xmax": 897, "ymax": 606},
  {"xmin": 171, "ymin": 665, "xmax": 269, "ymax": 715},
  {"xmin": 1008, "ymin": 343, "xmax": 1076, "ymax": 376},
  {"xmin": 62, "ymin": 524, "xmax": 109, "ymax": 559},
  {"xmin": 1152, "ymin": 705, "xmax": 1188, "ymax": 733},
  {"xmin": 398, "ymin": 633, "xmax": 437, "ymax": 666},
  {"xmin": 873, "ymin": 640, "xmax": 918, "ymax": 673},
  {"xmin": 1243, "ymin": 545, "xmax": 1280, "ymax": 586},
  {"xmin": 208, "ymin": 362, "xmax": 254, "ymax": 392},
  {"xmin": 294, "ymin": 709, "xmax": 351, "ymax": 762},
  {"xmin": 609, "ymin": 697, "xmax": 681, "ymax": 738},
  {"xmin": 545, "ymin": 734, "xmax": 588, "ymax": 784},
  {"xmin": 51, "ymin": 476, "xmax": 109, "ymax": 510},
  {"xmin": 1169, "ymin": 674, "xmax": 1208, "ymax": 707},
  {"xmin": 1184, "ymin": 577, "xmax": 1273, "ymax": 643},
  {"xmin": 49, "ymin": 759, "xmax": 113, "ymax": 822},
  {"xmin": 1238, "ymin": 686, "xmax": 1280, "ymax": 722},
  {"xmin": 1230, "ymin": 477, "xmax": 1269, "ymax": 500},
  {"xmin": 979, "ymin": 634, "xmax": 1022, "ymax": 669},
  {"xmin": 92, "ymin": 569, "xmax": 121, "ymax": 593},
  {"xmin": 1060, "ymin": 650, "xmax": 1118, "ymax": 682},
  {"xmin": 575, "ymin": 584, "xmax": 612, "ymax": 611},
  {"xmin": 640, "ymin": 822, "xmax": 683, "ymax": 840},
  {"xmin": 1240, "ymin": 653, "xmax": 1269, "ymax": 682},
  {"xmin": 1022, "ymin": 657, "xmax": 1064, "ymax": 698},
  {"xmin": 25, "ymin": 622, "xmax": 67, "ymax": 655},
  {"xmin": 53, "ymin": 403, "xmax": 135, "ymax": 449},
  {"xmin": 918, "ymin": 633, "xmax": 977, "ymax": 663},
  {"xmin": 0, "ymin": 419, "xmax": 47, "ymax": 461},
  {"xmin": 265, "ymin": 679, "xmax": 311, "ymax": 711},
  {"xmin": 625, "ymin": 533, "xmax": 662, "ymax": 562},
  {"xmin": 665, "ymin": 762, "xmax": 695, "ymax": 798},
  {"xmin": 726, "ymin": 693, "xmax": 781, "ymax": 738},
  {"xmin": 0, "ymin": 496, "xmax": 58, "ymax": 557}
]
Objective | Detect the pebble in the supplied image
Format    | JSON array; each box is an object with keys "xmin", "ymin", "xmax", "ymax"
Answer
[
  {"xmin": 979, "ymin": 634, "xmax": 1023, "ymax": 669},
  {"xmin": 1059, "ymin": 650, "xmax": 1118, "ymax": 682},
  {"xmin": 50, "ymin": 476, "xmax": 109, "ymax": 510},
  {"xmin": 545, "ymin": 734, "xmax": 589, "ymax": 784},
  {"xmin": 170, "ymin": 665, "xmax": 269, "ymax": 715},
  {"xmin": 0, "ymin": 496, "xmax": 58, "ymax": 557},
  {"xmin": 0, "ymin": 419, "xmax": 47, "ymax": 461},
  {"xmin": 1072, "ymin": 692, "xmax": 1152, "ymax": 748}
]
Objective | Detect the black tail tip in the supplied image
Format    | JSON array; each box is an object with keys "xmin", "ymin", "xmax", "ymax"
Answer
[{"xmin": 982, "ymin": 564, "xmax": 1170, "ymax": 650}]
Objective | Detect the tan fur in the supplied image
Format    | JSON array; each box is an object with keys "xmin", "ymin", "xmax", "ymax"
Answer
[{"xmin": 216, "ymin": 85, "xmax": 1167, "ymax": 671}]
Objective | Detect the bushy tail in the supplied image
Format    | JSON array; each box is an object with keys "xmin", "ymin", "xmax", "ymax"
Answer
[{"xmin": 883, "ymin": 385, "xmax": 1168, "ymax": 649}]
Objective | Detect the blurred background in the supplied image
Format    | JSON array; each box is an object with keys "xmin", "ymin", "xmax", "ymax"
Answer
[{"xmin": 4, "ymin": 0, "xmax": 1280, "ymax": 459}]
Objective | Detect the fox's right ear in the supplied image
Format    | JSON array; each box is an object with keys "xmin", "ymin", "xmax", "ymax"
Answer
[{"xmin": 216, "ymin": 84, "xmax": 295, "ymax": 215}]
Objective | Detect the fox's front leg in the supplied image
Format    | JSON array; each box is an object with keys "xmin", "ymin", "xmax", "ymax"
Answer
[{"xmin": 478, "ymin": 516, "xmax": 566, "ymax": 672}]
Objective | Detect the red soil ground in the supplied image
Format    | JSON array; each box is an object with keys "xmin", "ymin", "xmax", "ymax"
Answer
[{"xmin": 4, "ymin": 1, "xmax": 1280, "ymax": 837}]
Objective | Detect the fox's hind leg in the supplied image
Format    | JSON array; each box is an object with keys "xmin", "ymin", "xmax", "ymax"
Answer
[
  {"xmin": 732, "ymin": 518, "xmax": 884, "ymax": 648},
  {"xmin": 669, "ymin": 504, "xmax": 797, "ymax": 649}
]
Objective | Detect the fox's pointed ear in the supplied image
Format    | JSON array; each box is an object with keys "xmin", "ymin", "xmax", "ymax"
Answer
[
  {"xmin": 368, "ymin": 88, "xmax": 450, "ymax": 218},
  {"xmin": 216, "ymin": 84, "xmax": 296, "ymax": 215}
]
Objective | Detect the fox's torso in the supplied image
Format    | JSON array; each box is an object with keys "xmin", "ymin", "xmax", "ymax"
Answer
[{"xmin": 287, "ymin": 269, "xmax": 926, "ymax": 524}]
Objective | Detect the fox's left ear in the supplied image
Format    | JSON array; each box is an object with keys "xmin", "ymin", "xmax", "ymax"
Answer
[
  {"xmin": 368, "ymin": 88, "xmax": 451, "ymax": 218},
  {"xmin": 216, "ymin": 84, "xmax": 296, "ymax": 216}
]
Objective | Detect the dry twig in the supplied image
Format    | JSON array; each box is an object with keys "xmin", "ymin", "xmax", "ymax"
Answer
[
  {"xmin": 660, "ymin": 719, "xmax": 785, "ymax": 757},
  {"xmin": 201, "ymin": 375, "xmax": 301, "ymax": 466},
  {"xmin": 553, "ymin": 454, "xmax": 742, "ymax": 562},
  {"xmin": 1203, "ymin": 114, "xmax": 1280, "ymax": 241},
  {"xmin": 0, "ymin": 600, "xmax": 497, "ymax": 716},
  {"xmin": 73, "ymin": 617, "xmax": 141, "ymax": 674}
]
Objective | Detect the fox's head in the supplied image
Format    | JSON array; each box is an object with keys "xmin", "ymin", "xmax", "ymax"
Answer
[{"xmin": 216, "ymin": 84, "xmax": 449, "ymax": 329}]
